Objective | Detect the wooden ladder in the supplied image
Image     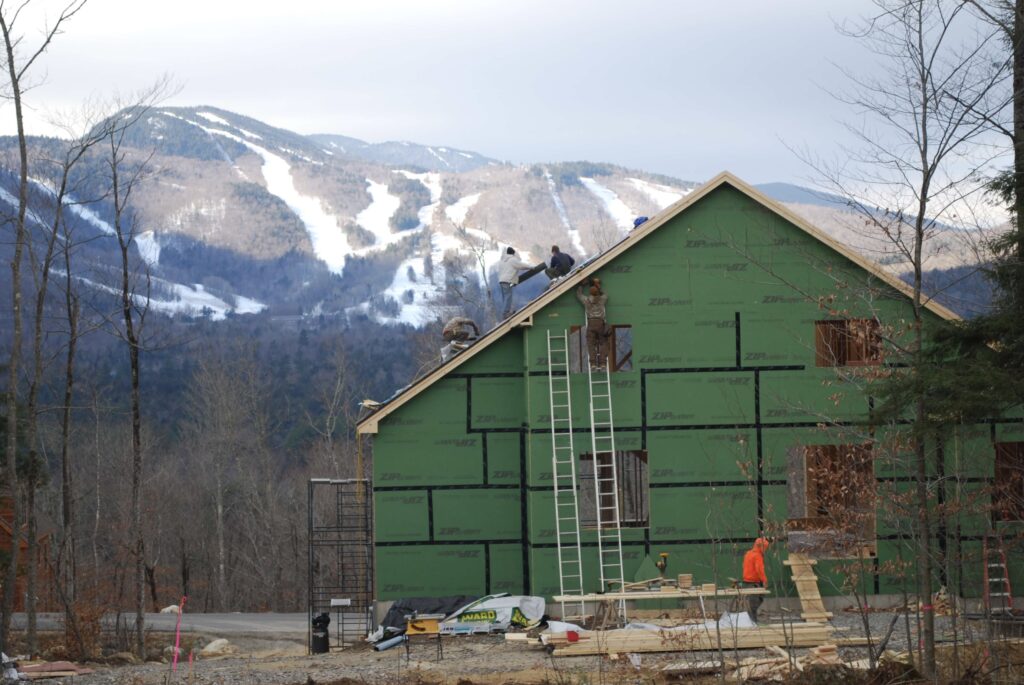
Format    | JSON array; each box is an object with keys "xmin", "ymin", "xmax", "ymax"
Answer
[
  {"xmin": 984, "ymin": 532, "xmax": 1014, "ymax": 616},
  {"xmin": 783, "ymin": 553, "xmax": 833, "ymax": 621}
]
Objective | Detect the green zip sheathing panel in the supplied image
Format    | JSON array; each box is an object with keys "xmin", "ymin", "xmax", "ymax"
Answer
[{"xmin": 370, "ymin": 182, "xmax": 1022, "ymax": 602}]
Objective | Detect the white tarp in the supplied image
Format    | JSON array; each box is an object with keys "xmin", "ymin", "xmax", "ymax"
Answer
[{"xmin": 440, "ymin": 593, "xmax": 545, "ymax": 634}]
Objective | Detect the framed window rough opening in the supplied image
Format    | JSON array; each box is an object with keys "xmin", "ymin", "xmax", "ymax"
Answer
[
  {"xmin": 578, "ymin": 450, "xmax": 649, "ymax": 528},
  {"xmin": 568, "ymin": 324, "xmax": 633, "ymax": 373},
  {"xmin": 786, "ymin": 443, "xmax": 876, "ymax": 558},
  {"xmin": 814, "ymin": 318, "xmax": 882, "ymax": 367},
  {"xmin": 994, "ymin": 442, "xmax": 1024, "ymax": 522}
]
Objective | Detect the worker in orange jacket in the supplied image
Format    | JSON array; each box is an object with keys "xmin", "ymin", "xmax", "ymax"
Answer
[{"xmin": 741, "ymin": 537, "xmax": 769, "ymax": 622}]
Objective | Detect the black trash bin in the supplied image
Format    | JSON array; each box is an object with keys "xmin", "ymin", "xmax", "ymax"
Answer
[{"xmin": 311, "ymin": 612, "xmax": 331, "ymax": 654}]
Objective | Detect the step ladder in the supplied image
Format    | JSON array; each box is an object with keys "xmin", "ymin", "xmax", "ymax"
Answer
[
  {"xmin": 586, "ymin": 352, "xmax": 626, "ymax": 620},
  {"xmin": 547, "ymin": 330, "xmax": 586, "ymax": 619},
  {"xmin": 984, "ymin": 532, "xmax": 1014, "ymax": 616}
]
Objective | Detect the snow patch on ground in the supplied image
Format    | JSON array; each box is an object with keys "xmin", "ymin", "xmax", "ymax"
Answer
[
  {"xmin": 135, "ymin": 231, "xmax": 160, "ymax": 266},
  {"xmin": 359, "ymin": 227, "xmax": 505, "ymax": 326},
  {"xmin": 458, "ymin": 152, "xmax": 473, "ymax": 159},
  {"xmin": 349, "ymin": 189, "xmax": 519, "ymax": 327},
  {"xmin": 545, "ymin": 170, "xmax": 584, "ymax": 255},
  {"xmin": 580, "ymin": 177, "xmax": 635, "ymax": 232},
  {"xmin": 60, "ymin": 270, "xmax": 265, "ymax": 321},
  {"xmin": 233, "ymin": 295, "xmax": 267, "ymax": 315},
  {"xmin": 627, "ymin": 177, "xmax": 687, "ymax": 209},
  {"xmin": 353, "ymin": 179, "xmax": 403, "ymax": 252},
  {"xmin": 445, "ymin": 193, "xmax": 481, "ymax": 226}
]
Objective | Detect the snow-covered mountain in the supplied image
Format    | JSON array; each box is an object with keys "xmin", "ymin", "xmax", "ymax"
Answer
[
  {"xmin": 309, "ymin": 133, "xmax": 500, "ymax": 173},
  {"xmin": 0, "ymin": 106, "xmax": 995, "ymax": 327}
]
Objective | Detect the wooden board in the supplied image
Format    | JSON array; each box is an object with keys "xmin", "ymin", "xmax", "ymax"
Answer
[
  {"xmin": 554, "ymin": 587, "xmax": 768, "ymax": 602},
  {"xmin": 547, "ymin": 622, "xmax": 834, "ymax": 656},
  {"xmin": 784, "ymin": 553, "xmax": 833, "ymax": 621}
]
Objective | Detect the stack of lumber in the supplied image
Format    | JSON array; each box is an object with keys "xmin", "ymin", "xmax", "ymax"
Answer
[
  {"xmin": 731, "ymin": 656, "xmax": 794, "ymax": 682},
  {"xmin": 554, "ymin": 585, "xmax": 768, "ymax": 603},
  {"xmin": 783, "ymin": 554, "xmax": 833, "ymax": 621},
  {"xmin": 663, "ymin": 646, "xmax": 848, "ymax": 680},
  {"xmin": 663, "ymin": 656, "xmax": 795, "ymax": 681},
  {"xmin": 543, "ymin": 621, "xmax": 834, "ymax": 656},
  {"xmin": 630, "ymin": 607, "xmax": 718, "ymax": 621}
]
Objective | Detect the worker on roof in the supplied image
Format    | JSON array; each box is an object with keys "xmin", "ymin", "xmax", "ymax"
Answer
[
  {"xmin": 498, "ymin": 247, "xmax": 533, "ymax": 318},
  {"xmin": 544, "ymin": 245, "xmax": 575, "ymax": 285},
  {"xmin": 576, "ymin": 278, "xmax": 609, "ymax": 370},
  {"xmin": 741, "ymin": 537, "xmax": 770, "ymax": 623},
  {"xmin": 440, "ymin": 316, "xmax": 480, "ymax": 362}
]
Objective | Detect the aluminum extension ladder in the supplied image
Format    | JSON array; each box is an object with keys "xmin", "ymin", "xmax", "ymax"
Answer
[
  {"xmin": 984, "ymin": 532, "xmax": 1014, "ymax": 616},
  {"xmin": 546, "ymin": 330, "xmax": 586, "ymax": 619},
  {"xmin": 586, "ymin": 350, "xmax": 626, "ymax": 619}
]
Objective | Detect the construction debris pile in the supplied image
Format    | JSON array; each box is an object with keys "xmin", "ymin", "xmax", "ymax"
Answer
[
  {"xmin": 2, "ymin": 653, "xmax": 95, "ymax": 681},
  {"xmin": 500, "ymin": 560, "xmax": 881, "ymax": 680},
  {"xmin": 369, "ymin": 594, "xmax": 546, "ymax": 650}
]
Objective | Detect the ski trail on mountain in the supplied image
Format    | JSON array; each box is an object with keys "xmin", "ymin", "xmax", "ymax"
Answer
[
  {"xmin": 627, "ymin": 177, "xmax": 687, "ymax": 209},
  {"xmin": 354, "ymin": 179, "xmax": 402, "ymax": 252},
  {"xmin": 445, "ymin": 193, "xmax": 481, "ymax": 226},
  {"xmin": 427, "ymin": 146, "xmax": 451, "ymax": 168},
  {"xmin": 395, "ymin": 170, "xmax": 441, "ymax": 228},
  {"xmin": 580, "ymin": 177, "xmax": 635, "ymax": 232},
  {"xmin": 249, "ymin": 144, "xmax": 351, "ymax": 273},
  {"xmin": 135, "ymin": 231, "xmax": 161, "ymax": 266},
  {"xmin": 202, "ymin": 127, "xmax": 352, "ymax": 273},
  {"xmin": 544, "ymin": 169, "xmax": 584, "ymax": 255},
  {"xmin": 55, "ymin": 269, "xmax": 265, "ymax": 321}
]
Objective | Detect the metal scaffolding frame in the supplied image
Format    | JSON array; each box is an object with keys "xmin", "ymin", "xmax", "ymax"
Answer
[{"xmin": 307, "ymin": 478, "xmax": 373, "ymax": 652}]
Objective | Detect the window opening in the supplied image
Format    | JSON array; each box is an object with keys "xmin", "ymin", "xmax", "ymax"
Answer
[
  {"xmin": 994, "ymin": 442, "xmax": 1024, "ymax": 522},
  {"xmin": 578, "ymin": 450, "xmax": 649, "ymax": 528},
  {"xmin": 787, "ymin": 443, "xmax": 876, "ymax": 557},
  {"xmin": 815, "ymin": 319, "xmax": 881, "ymax": 367},
  {"xmin": 568, "ymin": 325, "xmax": 633, "ymax": 373}
]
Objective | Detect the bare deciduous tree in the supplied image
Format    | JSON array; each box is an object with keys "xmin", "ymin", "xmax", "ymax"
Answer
[
  {"xmin": 0, "ymin": 0, "xmax": 88, "ymax": 654},
  {"xmin": 98, "ymin": 79, "xmax": 173, "ymax": 656},
  {"xmin": 805, "ymin": 0, "xmax": 1009, "ymax": 674}
]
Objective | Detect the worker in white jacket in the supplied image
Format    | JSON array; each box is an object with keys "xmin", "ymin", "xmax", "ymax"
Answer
[{"xmin": 497, "ymin": 247, "xmax": 532, "ymax": 318}]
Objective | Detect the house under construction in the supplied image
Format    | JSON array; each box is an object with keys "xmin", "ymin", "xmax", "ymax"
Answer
[{"xmin": 354, "ymin": 172, "xmax": 1024, "ymax": 607}]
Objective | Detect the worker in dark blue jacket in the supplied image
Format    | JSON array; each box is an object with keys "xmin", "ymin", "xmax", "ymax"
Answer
[{"xmin": 544, "ymin": 245, "xmax": 575, "ymax": 281}]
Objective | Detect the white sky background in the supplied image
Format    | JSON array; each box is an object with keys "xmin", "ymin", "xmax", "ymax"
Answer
[{"xmin": 0, "ymin": 0, "xmax": 1003, "ymax": 186}]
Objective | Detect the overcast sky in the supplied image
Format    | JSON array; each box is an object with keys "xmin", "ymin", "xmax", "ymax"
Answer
[{"xmin": 5, "ymin": 1, "xmax": 899, "ymax": 184}]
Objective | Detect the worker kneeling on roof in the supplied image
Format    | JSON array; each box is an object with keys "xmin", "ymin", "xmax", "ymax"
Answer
[
  {"xmin": 741, "ymin": 537, "xmax": 769, "ymax": 623},
  {"xmin": 544, "ymin": 245, "xmax": 575, "ymax": 286},
  {"xmin": 440, "ymin": 316, "xmax": 480, "ymax": 362}
]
